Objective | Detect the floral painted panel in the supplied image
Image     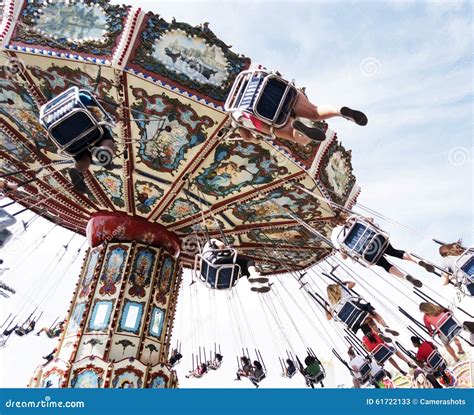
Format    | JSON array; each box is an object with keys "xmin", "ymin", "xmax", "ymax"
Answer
[
  {"xmin": 232, "ymin": 186, "xmax": 322, "ymax": 223},
  {"xmin": 161, "ymin": 198, "xmax": 200, "ymax": 224},
  {"xmin": 30, "ymin": 65, "xmax": 119, "ymax": 117},
  {"xmin": 128, "ymin": 247, "xmax": 157, "ymax": 298},
  {"xmin": 135, "ymin": 180, "xmax": 164, "ymax": 214},
  {"xmin": 246, "ymin": 227, "xmax": 324, "ymax": 247},
  {"xmin": 154, "ymin": 254, "xmax": 175, "ymax": 304},
  {"xmin": 98, "ymin": 245, "xmax": 128, "ymax": 295},
  {"xmin": 94, "ymin": 170, "xmax": 125, "ymax": 208},
  {"xmin": 131, "ymin": 88, "xmax": 213, "ymax": 173},
  {"xmin": 112, "ymin": 366, "xmax": 144, "ymax": 388},
  {"xmin": 70, "ymin": 366, "xmax": 104, "ymax": 388},
  {"xmin": 195, "ymin": 141, "xmax": 288, "ymax": 198},
  {"xmin": 319, "ymin": 141, "xmax": 356, "ymax": 206},
  {"xmin": 0, "ymin": 71, "xmax": 56, "ymax": 153}
]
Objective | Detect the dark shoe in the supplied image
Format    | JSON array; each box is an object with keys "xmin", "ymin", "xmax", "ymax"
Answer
[
  {"xmin": 406, "ymin": 275, "xmax": 423, "ymax": 288},
  {"xmin": 292, "ymin": 120, "xmax": 326, "ymax": 142},
  {"xmin": 248, "ymin": 277, "xmax": 269, "ymax": 284},
  {"xmin": 462, "ymin": 321, "xmax": 474, "ymax": 334},
  {"xmin": 400, "ymin": 370, "xmax": 407, "ymax": 377},
  {"xmin": 385, "ymin": 328, "xmax": 399, "ymax": 336},
  {"xmin": 251, "ymin": 286, "xmax": 271, "ymax": 293},
  {"xmin": 418, "ymin": 260, "xmax": 436, "ymax": 274},
  {"xmin": 68, "ymin": 168, "xmax": 88, "ymax": 194},
  {"xmin": 379, "ymin": 334, "xmax": 392, "ymax": 343},
  {"xmin": 340, "ymin": 107, "xmax": 368, "ymax": 126}
]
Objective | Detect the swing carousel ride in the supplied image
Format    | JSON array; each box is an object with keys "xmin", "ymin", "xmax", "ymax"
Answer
[{"xmin": 0, "ymin": 0, "xmax": 472, "ymax": 389}]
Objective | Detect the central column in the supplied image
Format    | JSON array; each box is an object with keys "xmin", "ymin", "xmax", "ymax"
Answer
[{"xmin": 30, "ymin": 212, "xmax": 182, "ymax": 388}]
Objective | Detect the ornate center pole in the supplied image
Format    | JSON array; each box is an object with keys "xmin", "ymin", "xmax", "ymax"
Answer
[{"xmin": 30, "ymin": 212, "xmax": 182, "ymax": 388}]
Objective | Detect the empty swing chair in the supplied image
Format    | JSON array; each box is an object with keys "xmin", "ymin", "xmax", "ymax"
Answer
[
  {"xmin": 337, "ymin": 216, "xmax": 389, "ymax": 266},
  {"xmin": 224, "ymin": 68, "xmax": 298, "ymax": 135},
  {"xmin": 194, "ymin": 239, "xmax": 242, "ymax": 290},
  {"xmin": 39, "ymin": 86, "xmax": 114, "ymax": 166},
  {"xmin": 453, "ymin": 247, "xmax": 474, "ymax": 296}
]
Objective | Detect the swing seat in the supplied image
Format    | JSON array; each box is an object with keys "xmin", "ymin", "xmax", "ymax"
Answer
[
  {"xmin": 435, "ymin": 313, "xmax": 462, "ymax": 345},
  {"xmin": 39, "ymin": 86, "xmax": 111, "ymax": 157},
  {"xmin": 454, "ymin": 249, "xmax": 474, "ymax": 296},
  {"xmin": 195, "ymin": 247, "xmax": 241, "ymax": 290},
  {"xmin": 286, "ymin": 366, "xmax": 297, "ymax": 378},
  {"xmin": 224, "ymin": 69, "xmax": 298, "ymax": 129},
  {"xmin": 358, "ymin": 361, "xmax": 372, "ymax": 380},
  {"xmin": 306, "ymin": 368, "xmax": 326, "ymax": 384},
  {"xmin": 250, "ymin": 368, "xmax": 267, "ymax": 385},
  {"xmin": 338, "ymin": 218, "xmax": 389, "ymax": 265},
  {"xmin": 426, "ymin": 350, "xmax": 447, "ymax": 373},
  {"xmin": 371, "ymin": 369, "xmax": 386, "ymax": 383},
  {"xmin": 371, "ymin": 343, "xmax": 394, "ymax": 365},
  {"xmin": 0, "ymin": 208, "xmax": 16, "ymax": 230},
  {"xmin": 332, "ymin": 297, "xmax": 369, "ymax": 332},
  {"xmin": 0, "ymin": 228, "xmax": 13, "ymax": 248}
]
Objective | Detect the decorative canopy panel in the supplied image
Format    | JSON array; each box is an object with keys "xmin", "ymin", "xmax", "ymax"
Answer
[{"xmin": 0, "ymin": 0, "xmax": 360, "ymax": 275}]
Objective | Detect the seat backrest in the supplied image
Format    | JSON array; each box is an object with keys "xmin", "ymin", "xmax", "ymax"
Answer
[
  {"xmin": 436, "ymin": 314, "xmax": 462, "ymax": 342},
  {"xmin": 335, "ymin": 299, "xmax": 368, "ymax": 330},
  {"xmin": 200, "ymin": 259, "xmax": 240, "ymax": 290},
  {"xmin": 371, "ymin": 344, "xmax": 394, "ymax": 365},
  {"xmin": 341, "ymin": 221, "xmax": 388, "ymax": 264},
  {"xmin": 426, "ymin": 350, "xmax": 446, "ymax": 371},
  {"xmin": 50, "ymin": 111, "xmax": 98, "ymax": 147},
  {"xmin": 459, "ymin": 254, "xmax": 474, "ymax": 278}
]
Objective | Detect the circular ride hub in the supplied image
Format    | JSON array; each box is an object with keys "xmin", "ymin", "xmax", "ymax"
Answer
[{"xmin": 0, "ymin": 0, "xmax": 359, "ymax": 388}]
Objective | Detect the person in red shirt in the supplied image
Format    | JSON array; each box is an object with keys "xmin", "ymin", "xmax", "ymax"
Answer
[
  {"xmin": 420, "ymin": 302, "xmax": 465, "ymax": 362},
  {"xmin": 411, "ymin": 336, "xmax": 448, "ymax": 387},
  {"xmin": 361, "ymin": 325, "xmax": 416, "ymax": 376}
]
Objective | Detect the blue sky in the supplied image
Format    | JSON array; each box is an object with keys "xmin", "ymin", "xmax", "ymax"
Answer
[{"xmin": 0, "ymin": 0, "xmax": 472, "ymax": 388}]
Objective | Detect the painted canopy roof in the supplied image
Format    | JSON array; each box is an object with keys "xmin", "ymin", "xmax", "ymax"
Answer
[{"xmin": 0, "ymin": 0, "xmax": 359, "ymax": 274}]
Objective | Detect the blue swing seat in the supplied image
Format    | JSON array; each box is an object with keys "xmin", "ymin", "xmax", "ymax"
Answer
[
  {"xmin": 39, "ymin": 86, "xmax": 112, "ymax": 157},
  {"xmin": 371, "ymin": 343, "xmax": 395, "ymax": 365},
  {"xmin": 426, "ymin": 350, "xmax": 447, "ymax": 373},
  {"xmin": 454, "ymin": 250, "xmax": 474, "ymax": 296},
  {"xmin": 435, "ymin": 313, "xmax": 462, "ymax": 345},
  {"xmin": 195, "ymin": 246, "xmax": 241, "ymax": 290},
  {"xmin": 225, "ymin": 69, "xmax": 298, "ymax": 129},
  {"xmin": 338, "ymin": 218, "xmax": 389, "ymax": 265},
  {"xmin": 332, "ymin": 297, "xmax": 369, "ymax": 332}
]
